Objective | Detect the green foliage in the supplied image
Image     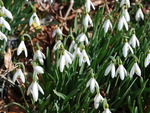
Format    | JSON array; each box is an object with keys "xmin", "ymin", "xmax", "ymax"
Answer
[{"xmin": 1, "ymin": 0, "xmax": 150, "ymax": 113}]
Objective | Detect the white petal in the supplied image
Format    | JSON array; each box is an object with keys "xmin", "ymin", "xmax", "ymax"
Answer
[
  {"xmin": 34, "ymin": 66, "xmax": 44, "ymax": 74},
  {"xmin": 104, "ymin": 64, "xmax": 111, "ymax": 76},
  {"xmin": 118, "ymin": 17, "xmax": 123, "ymax": 31},
  {"xmin": 90, "ymin": 78, "xmax": 95, "ymax": 93},
  {"xmin": 32, "ymin": 82, "xmax": 39, "ymax": 101},
  {"xmin": 86, "ymin": 78, "xmax": 92, "ymax": 88},
  {"xmin": 60, "ymin": 55, "xmax": 65, "ymax": 72},
  {"xmin": 27, "ymin": 83, "xmax": 33, "ymax": 95},
  {"xmin": 37, "ymin": 83, "xmax": 44, "ymax": 95},
  {"xmin": 135, "ymin": 63, "xmax": 141, "ymax": 76},
  {"xmin": 111, "ymin": 64, "xmax": 116, "ymax": 78},
  {"xmin": 130, "ymin": 65, "xmax": 135, "ymax": 78}
]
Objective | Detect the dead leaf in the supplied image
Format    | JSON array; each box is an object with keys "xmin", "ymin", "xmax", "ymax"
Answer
[{"xmin": 4, "ymin": 48, "xmax": 14, "ymax": 71}]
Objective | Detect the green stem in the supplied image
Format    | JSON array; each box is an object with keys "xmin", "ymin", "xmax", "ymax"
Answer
[{"xmin": 22, "ymin": 34, "xmax": 35, "ymax": 53}]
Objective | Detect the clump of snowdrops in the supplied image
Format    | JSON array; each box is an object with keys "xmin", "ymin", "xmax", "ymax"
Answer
[{"xmin": 0, "ymin": 0, "xmax": 149, "ymax": 112}]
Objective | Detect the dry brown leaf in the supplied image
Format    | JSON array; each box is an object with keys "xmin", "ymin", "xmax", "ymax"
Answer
[{"xmin": 4, "ymin": 48, "xmax": 14, "ymax": 71}]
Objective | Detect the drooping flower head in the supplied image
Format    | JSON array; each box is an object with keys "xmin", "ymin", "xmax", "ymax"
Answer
[
  {"xmin": 29, "ymin": 12, "xmax": 40, "ymax": 27},
  {"xmin": 144, "ymin": 52, "xmax": 150, "ymax": 67},
  {"xmin": 116, "ymin": 63, "xmax": 127, "ymax": 80},
  {"xmin": 27, "ymin": 81, "xmax": 44, "ymax": 102},
  {"xmin": 0, "ymin": 17, "xmax": 11, "ymax": 31},
  {"xmin": 123, "ymin": 39, "xmax": 134, "ymax": 58},
  {"xmin": 94, "ymin": 92, "xmax": 104, "ymax": 109},
  {"xmin": 17, "ymin": 37, "xmax": 28, "ymax": 57},
  {"xmin": 13, "ymin": 68, "xmax": 25, "ymax": 83},
  {"xmin": 85, "ymin": 0, "xmax": 95, "ymax": 13},
  {"xmin": 118, "ymin": 15, "xmax": 128, "ymax": 31},
  {"xmin": 33, "ymin": 43, "xmax": 46, "ymax": 65},
  {"xmin": 130, "ymin": 62, "xmax": 141, "ymax": 78},
  {"xmin": 105, "ymin": 62, "xmax": 116, "ymax": 78},
  {"xmin": 86, "ymin": 76, "xmax": 99, "ymax": 93},
  {"xmin": 83, "ymin": 13, "xmax": 93, "ymax": 28},
  {"xmin": 135, "ymin": 7, "xmax": 144, "ymax": 21},
  {"xmin": 103, "ymin": 19, "xmax": 112, "ymax": 33},
  {"xmin": 0, "ymin": 31, "xmax": 7, "ymax": 42}
]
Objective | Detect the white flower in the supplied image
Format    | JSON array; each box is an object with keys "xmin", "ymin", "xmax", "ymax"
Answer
[
  {"xmin": 116, "ymin": 64, "xmax": 127, "ymax": 80},
  {"xmin": 105, "ymin": 63, "xmax": 115, "ymax": 78},
  {"xmin": 0, "ymin": 17, "xmax": 11, "ymax": 31},
  {"xmin": 79, "ymin": 49, "xmax": 90, "ymax": 66},
  {"xmin": 130, "ymin": 63, "xmax": 141, "ymax": 78},
  {"xmin": 73, "ymin": 47, "xmax": 81, "ymax": 59},
  {"xmin": 58, "ymin": 50, "xmax": 73, "ymax": 72},
  {"xmin": 124, "ymin": 9, "xmax": 130, "ymax": 22},
  {"xmin": 85, "ymin": 0, "xmax": 95, "ymax": 12},
  {"xmin": 0, "ymin": 31, "xmax": 7, "ymax": 41},
  {"xmin": 118, "ymin": 16, "xmax": 128, "ymax": 31},
  {"xmin": 83, "ymin": 14, "xmax": 93, "ymax": 28},
  {"xmin": 0, "ymin": 6, "xmax": 13, "ymax": 20},
  {"xmin": 53, "ymin": 40, "xmax": 63, "ymax": 52},
  {"xmin": 94, "ymin": 93, "xmax": 104, "ymax": 109},
  {"xmin": 135, "ymin": 8, "xmax": 144, "ymax": 21},
  {"xmin": 103, "ymin": 19, "xmax": 112, "ymax": 33},
  {"xmin": 120, "ymin": 0, "xmax": 130, "ymax": 8},
  {"xmin": 33, "ymin": 50, "xmax": 46, "ymax": 65},
  {"xmin": 27, "ymin": 81, "xmax": 44, "ymax": 102},
  {"xmin": 69, "ymin": 40, "xmax": 75, "ymax": 52},
  {"xmin": 123, "ymin": 42, "xmax": 134, "ymax": 58},
  {"xmin": 29, "ymin": 12, "xmax": 40, "ymax": 26},
  {"xmin": 102, "ymin": 108, "xmax": 112, "ymax": 113},
  {"xmin": 129, "ymin": 34, "xmax": 140, "ymax": 48},
  {"xmin": 52, "ymin": 27, "xmax": 62, "ymax": 38},
  {"xmin": 76, "ymin": 33, "xmax": 89, "ymax": 45},
  {"xmin": 13, "ymin": 69, "xmax": 25, "ymax": 83},
  {"xmin": 33, "ymin": 65, "xmax": 44, "ymax": 74},
  {"xmin": 144, "ymin": 53, "xmax": 150, "ymax": 67},
  {"xmin": 86, "ymin": 77, "xmax": 99, "ymax": 93},
  {"xmin": 17, "ymin": 41, "xmax": 28, "ymax": 57}
]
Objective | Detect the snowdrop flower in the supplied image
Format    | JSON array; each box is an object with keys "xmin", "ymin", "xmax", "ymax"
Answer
[
  {"xmin": 53, "ymin": 40, "xmax": 63, "ymax": 52},
  {"xmin": 0, "ymin": 17, "xmax": 11, "ymax": 31},
  {"xmin": 124, "ymin": 8, "xmax": 130, "ymax": 22},
  {"xmin": 52, "ymin": 27, "xmax": 62, "ymax": 38},
  {"xmin": 69, "ymin": 40, "xmax": 75, "ymax": 52},
  {"xmin": 86, "ymin": 77, "xmax": 99, "ymax": 93},
  {"xmin": 118, "ymin": 15, "xmax": 128, "ymax": 31},
  {"xmin": 83, "ymin": 13, "xmax": 93, "ymax": 28},
  {"xmin": 0, "ymin": 6, "xmax": 13, "ymax": 20},
  {"xmin": 33, "ymin": 65, "xmax": 44, "ymax": 74},
  {"xmin": 76, "ymin": 33, "xmax": 89, "ymax": 45},
  {"xmin": 17, "ymin": 41, "xmax": 28, "ymax": 57},
  {"xmin": 123, "ymin": 41, "xmax": 134, "ymax": 58},
  {"xmin": 0, "ymin": 31, "xmax": 7, "ymax": 41},
  {"xmin": 144, "ymin": 53, "xmax": 150, "ymax": 67},
  {"xmin": 13, "ymin": 69, "xmax": 25, "ymax": 83},
  {"xmin": 27, "ymin": 81, "xmax": 44, "ymax": 102},
  {"xmin": 130, "ymin": 62, "xmax": 141, "ymax": 78},
  {"xmin": 129, "ymin": 34, "xmax": 139, "ymax": 48},
  {"xmin": 94, "ymin": 93, "xmax": 104, "ymax": 109},
  {"xmin": 116, "ymin": 64, "xmax": 127, "ymax": 80},
  {"xmin": 58, "ymin": 50, "xmax": 73, "ymax": 72},
  {"xmin": 73, "ymin": 47, "xmax": 81, "ymax": 59},
  {"xmin": 103, "ymin": 19, "xmax": 112, "ymax": 33},
  {"xmin": 120, "ymin": 0, "xmax": 130, "ymax": 8},
  {"xmin": 33, "ymin": 50, "xmax": 46, "ymax": 65},
  {"xmin": 135, "ymin": 8, "xmax": 144, "ymax": 21},
  {"xmin": 79, "ymin": 49, "xmax": 90, "ymax": 66},
  {"xmin": 29, "ymin": 12, "xmax": 40, "ymax": 26},
  {"xmin": 105, "ymin": 63, "xmax": 115, "ymax": 78},
  {"xmin": 85, "ymin": 0, "xmax": 95, "ymax": 12},
  {"xmin": 102, "ymin": 108, "xmax": 112, "ymax": 113}
]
